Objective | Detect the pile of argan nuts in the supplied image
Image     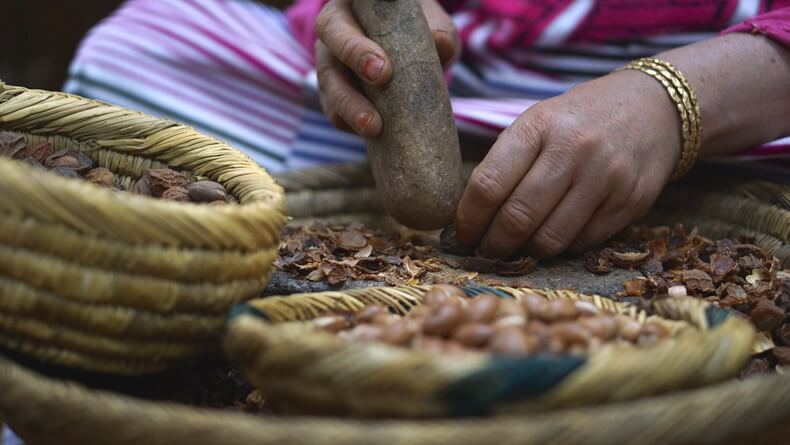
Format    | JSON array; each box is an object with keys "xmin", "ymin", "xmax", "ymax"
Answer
[
  {"xmin": 0, "ymin": 132, "xmax": 227, "ymax": 204},
  {"xmin": 312, "ymin": 285, "xmax": 670, "ymax": 356}
]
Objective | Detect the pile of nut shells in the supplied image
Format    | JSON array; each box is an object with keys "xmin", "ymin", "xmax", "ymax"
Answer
[
  {"xmin": 587, "ymin": 225, "xmax": 789, "ymax": 375},
  {"xmin": 0, "ymin": 131, "xmax": 228, "ymax": 204},
  {"xmin": 312, "ymin": 285, "xmax": 670, "ymax": 357}
]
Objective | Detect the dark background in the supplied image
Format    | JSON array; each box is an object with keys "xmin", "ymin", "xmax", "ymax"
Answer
[{"xmin": 0, "ymin": 1, "xmax": 292, "ymax": 91}]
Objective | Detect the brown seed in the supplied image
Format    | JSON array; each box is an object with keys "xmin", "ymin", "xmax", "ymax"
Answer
[
  {"xmin": 188, "ymin": 180, "xmax": 227, "ymax": 203},
  {"xmin": 466, "ymin": 293, "xmax": 500, "ymax": 323},
  {"xmin": 423, "ymin": 301, "xmax": 466, "ymax": 337},
  {"xmin": 371, "ymin": 312, "xmax": 399, "ymax": 326},
  {"xmin": 313, "ymin": 315, "xmax": 349, "ymax": 333},
  {"xmin": 22, "ymin": 156, "xmax": 45, "ymax": 169},
  {"xmin": 453, "ymin": 323, "xmax": 494, "ymax": 347},
  {"xmin": 0, "ymin": 132, "xmax": 26, "ymax": 158},
  {"xmin": 751, "ymin": 298, "xmax": 785, "ymax": 332},
  {"xmin": 46, "ymin": 149, "xmax": 93, "ymax": 175},
  {"xmin": 489, "ymin": 327, "xmax": 538, "ymax": 357},
  {"xmin": 496, "ymin": 299, "xmax": 526, "ymax": 319},
  {"xmin": 131, "ymin": 175, "xmax": 152, "ymax": 196},
  {"xmin": 161, "ymin": 186, "xmax": 190, "ymax": 202},
  {"xmin": 550, "ymin": 322, "xmax": 589, "ymax": 348},
  {"xmin": 345, "ymin": 324, "xmax": 384, "ymax": 342},
  {"xmin": 615, "ymin": 315, "xmax": 641, "ymax": 342},
  {"xmin": 546, "ymin": 299, "xmax": 579, "ymax": 321},
  {"xmin": 639, "ymin": 321, "xmax": 670, "ymax": 339},
  {"xmin": 776, "ymin": 324, "xmax": 790, "ymax": 346},
  {"xmin": 51, "ymin": 166, "xmax": 81, "ymax": 179},
  {"xmin": 494, "ymin": 315, "xmax": 527, "ymax": 328},
  {"xmin": 579, "ymin": 316, "xmax": 619, "ymax": 340},
  {"xmin": 148, "ymin": 168, "xmax": 189, "ymax": 197},
  {"xmin": 84, "ymin": 167, "xmax": 114, "ymax": 188},
  {"xmin": 382, "ymin": 319, "xmax": 418, "ymax": 345},
  {"xmin": 406, "ymin": 305, "xmax": 432, "ymax": 320},
  {"xmin": 521, "ymin": 293, "xmax": 548, "ymax": 317},
  {"xmin": 355, "ymin": 305, "xmax": 387, "ymax": 324},
  {"xmin": 574, "ymin": 301, "xmax": 601, "ymax": 317},
  {"xmin": 525, "ymin": 319, "xmax": 548, "ymax": 336},
  {"xmin": 24, "ymin": 141, "xmax": 53, "ymax": 163},
  {"xmin": 773, "ymin": 346, "xmax": 790, "ymax": 366},
  {"xmin": 423, "ymin": 284, "xmax": 466, "ymax": 307}
]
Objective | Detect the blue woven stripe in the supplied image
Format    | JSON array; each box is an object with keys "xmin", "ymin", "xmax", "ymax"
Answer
[{"xmin": 439, "ymin": 355, "xmax": 585, "ymax": 417}]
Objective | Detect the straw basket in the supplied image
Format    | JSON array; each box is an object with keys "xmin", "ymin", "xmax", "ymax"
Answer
[
  {"xmin": 0, "ymin": 83, "xmax": 286, "ymax": 374},
  {"xmin": 225, "ymin": 285, "xmax": 755, "ymax": 418}
]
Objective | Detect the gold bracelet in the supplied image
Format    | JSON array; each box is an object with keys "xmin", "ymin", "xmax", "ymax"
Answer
[{"xmin": 617, "ymin": 57, "xmax": 702, "ymax": 181}]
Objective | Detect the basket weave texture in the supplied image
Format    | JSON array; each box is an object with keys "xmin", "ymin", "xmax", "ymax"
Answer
[
  {"xmin": 0, "ymin": 82, "xmax": 286, "ymax": 374},
  {"xmin": 226, "ymin": 286, "xmax": 755, "ymax": 418}
]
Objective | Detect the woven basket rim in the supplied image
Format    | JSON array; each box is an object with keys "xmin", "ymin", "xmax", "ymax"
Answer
[{"xmin": 0, "ymin": 82, "xmax": 286, "ymax": 249}]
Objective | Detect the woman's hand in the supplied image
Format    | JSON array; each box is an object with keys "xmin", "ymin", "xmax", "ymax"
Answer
[
  {"xmin": 456, "ymin": 33, "xmax": 790, "ymax": 259},
  {"xmin": 315, "ymin": 0, "xmax": 459, "ymax": 137}
]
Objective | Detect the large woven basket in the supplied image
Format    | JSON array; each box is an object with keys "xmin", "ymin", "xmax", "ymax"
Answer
[
  {"xmin": 0, "ymin": 82, "xmax": 286, "ymax": 374},
  {"xmin": 225, "ymin": 285, "xmax": 755, "ymax": 418}
]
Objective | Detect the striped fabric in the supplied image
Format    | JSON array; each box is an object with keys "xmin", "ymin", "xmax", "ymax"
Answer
[{"xmin": 62, "ymin": 0, "xmax": 790, "ymax": 174}]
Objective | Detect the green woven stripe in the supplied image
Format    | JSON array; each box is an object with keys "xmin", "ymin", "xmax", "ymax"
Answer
[
  {"xmin": 462, "ymin": 286, "xmax": 513, "ymax": 299},
  {"xmin": 227, "ymin": 304, "xmax": 270, "ymax": 322},
  {"xmin": 439, "ymin": 355, "xmax": 585, "ymax": 417},
  {"xmin": 705, "ymin": 305, "xmax": 734, "ymax": 328}
]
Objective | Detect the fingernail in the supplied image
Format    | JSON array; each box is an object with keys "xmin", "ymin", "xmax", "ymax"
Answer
[
  {"xmin": 356, "ymin": 112, "xmax": 373, "ymax": 134},
  {"xmin": 362, "ymin": 55, "xmax": 384, "ymax": 83}
]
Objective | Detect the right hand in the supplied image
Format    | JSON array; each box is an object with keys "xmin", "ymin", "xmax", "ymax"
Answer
[{"xmin": 315, "ymin": 0, "xmax": 459, "ymax": 137}]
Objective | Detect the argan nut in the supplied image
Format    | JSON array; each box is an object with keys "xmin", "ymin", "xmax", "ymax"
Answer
[
  {"xmin": 550, "ymin": 322, "xmax": 589, "ymax": 347},
  {"xmin": 522, "ymin": 293, "xmax": 548, "ymax": 317},
  {"xmin": 774, "ymin": 346, "xmax": 790, "ymax": 366},
  {"xmin": 751, "ymin": 298, "xmax": 785, "ymax": 332},
  {"xmin": 525, "ymin": 319, "xmax": 548, "ymax": 336},
  {"xmin": 382, "ymin": 319, "xmax": 417, "ymax": 345},
  {"xmin": 208, "ymin": 200, "xmax": 227, "ymax": 207},
  {"xmin": 776, "ymin": 324, "xmax": 790, "ymax": 347},
  {"xmin": 413, "ymin": 336, "xmax": 447, "ymax": 353},
  {"xmin": 313, "ymin": 315, "xmax": 349, "ymax": 333},
  {"xmin": 161, "ymin": 186, "xmax": 190, "ymax": 202},
  {"xmin": 575, "ymin": 301, "xmax": 601, "ymax": 317},
  {"xmin": 355, "ymin": 305, "xmax": 387, "ymax": 324},
  {"xmin": 466, "ymin": 293, "xmax": 499, "ymax": 323},
  {"xmin": 51, "ymin": 166, "xmax": 81, "ymax": 179},
  {"xmin": 545, "ymin": 299, "xmax": 579, "ymax": 321},
  {"xmin": 46, "ymin": 149, "xmax": 93, "ymax": 174},
  {"xmin": 668, "ymin": 285, "xmax": 688, "ymax": 298},
  {"xmin": 371, "ymin": 312, "xmax": 398, "ymax": 326},
  {"xmin": 496, "ymin": 299, "xmax": 525, "ymax": 319},
  {"xmin": 22, "ymin": 156, "xmax": 45, "ymax": 169},
  {"xmin": 345, "ymin": 324, "xmax": 384, "ymax": 342},
  {"xmin": 84, "ymin": 167, "xmax": 114, "ymax": 188},
  {"xmin": 24, "ymin": 142, "xmax": 53, "ymax": 163},
  {"xmin": 615, "ymin": 315, "xmax": 641, "ymax": 342},
  {"xmin": 453, "ymin": 323, "xmax": 494, "ymax": 347},
  {"xmin": 494, "ymin": 315, "xmax": 527, "ymax": 329},
  {"xmin": 423, "ymin": 284, "xmax": 466, "ymax": 307},
  {"xmin": 489, "ymin": 327, "xmax": 538, "ymax": 356},
  {"xmin": 579, "ymin": 316, "xmax": 619, "ymax": 341},
  {"xmin": 188, "ymin": 180, "xmax": 227, "ymax": 203},
  {"xmin": 423, "ymin": 302, "xmax": 466, "ymax": 337},
  {"xmin": 148, "ymin": 168, "xmax": 189, "ymax": 197},
  {"xmin": 131, "ymin": 175, "xmax": 152, "ymax": 196},
  {"xmin": 406, "ymin": 305, "xmax": 432, "ymax": 320},
  {"xmin": 639, "ymin": 321, "xmax": 670, "ymax": 340}
]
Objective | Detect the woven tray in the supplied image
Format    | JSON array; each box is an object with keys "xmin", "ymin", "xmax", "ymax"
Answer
[
  {"xmin": 225, "ymin": 285, "xmax": 754, "ymax": 418},
  {"xmin": 0, "ymin": 82, "xmax": 286, "ymax": 374}
]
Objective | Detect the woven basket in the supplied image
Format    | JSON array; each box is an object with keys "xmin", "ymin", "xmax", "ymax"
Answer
[
  {"xmin": 0, "ymin": 83, "xmax": 286, "ymax": 374},
  {"xmin": 225, "ymin": 285, "xmax": 755, "ymax": 418}
]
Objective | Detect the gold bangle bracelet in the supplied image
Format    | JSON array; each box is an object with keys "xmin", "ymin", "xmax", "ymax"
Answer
[{"xmin": 617, "ymin": 57, "xmax": 702, "ymax": 182}]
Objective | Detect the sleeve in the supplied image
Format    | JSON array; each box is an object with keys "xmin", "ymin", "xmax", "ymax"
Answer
[{"xmin": 722, "ymin": 7, "xmax": 790, "ymax": 47}]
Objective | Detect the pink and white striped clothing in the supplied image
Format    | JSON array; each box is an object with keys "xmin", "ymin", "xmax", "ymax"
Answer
[{"xmin": 63, "ymin": 0, "xmax": 790, "ymax": 174}]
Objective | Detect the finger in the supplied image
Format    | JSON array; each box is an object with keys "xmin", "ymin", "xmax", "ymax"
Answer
[
  {"xmin": 523, "ymin": 175, "xmax": 610, "ymax": 258},
  {"xmin": 316, "ymin": 42, "xmax": 382, "ymax": 137},
  {"xmin": 571, "ymin": 185, "xmax": 652, "ymax": 252},
  {"xmin": 479, "ymin": 146, "xmax": 575, "ymax": 258},
  {"xmin": 421, "ymin": 0, "xmax": 460, "ymax": 68},
  {"xmin": 315, "ymin": 0, "xmax": 392, "ymax": 86},
  {"xmin": 455, "ymin": 114, "xmax": 545, "ymax": 246}
]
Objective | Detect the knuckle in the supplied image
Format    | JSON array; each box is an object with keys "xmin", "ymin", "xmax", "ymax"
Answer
[
  {"xmin": 499, "ymin": 199, "xmax": 538, "ymax": 236},
  {"xmin": 337, "ymin": 34, "xmax": 363, "ymax": 67},
  {"xmin": 468, "ymin": 167, "xmax": 504, "ymax": 205},
  {"xmin": 314, "ymin": 4, "xmax": 334, "ymax": 39},
  {"xmin": 532, "ymin": 225, "xmax": 568, "ymax": 256}
]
